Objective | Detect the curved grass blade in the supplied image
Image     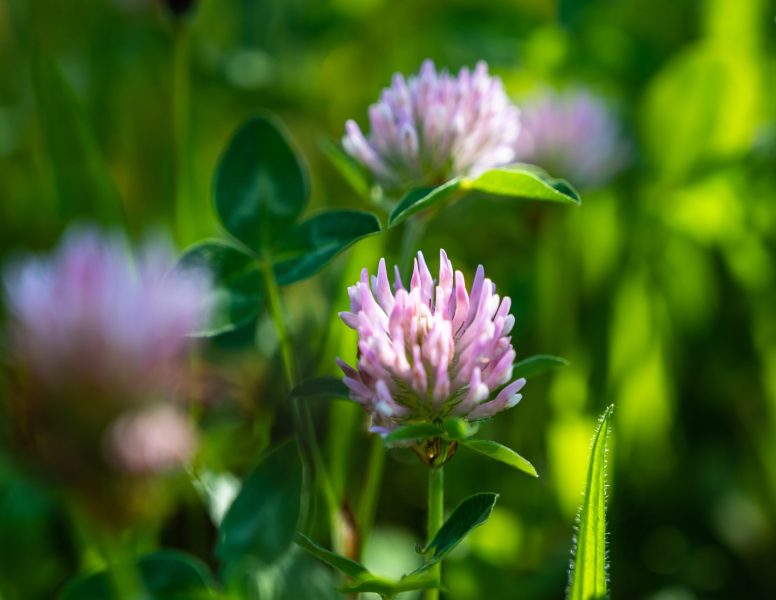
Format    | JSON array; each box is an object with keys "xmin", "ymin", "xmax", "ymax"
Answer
[
  {"xmin": 290, "ymin": 376, "xmax": 350, "ymax": 400},
  {"xmin": 294, "ymin": 533, "xmax": 367, "ymax": 578},
  {"xmin": 31, "ymin": 55, "xmax": 124, "ymax": 225},
  {"xmin": 567, "ymin": 404, "xmax": 614, "ymax": 600},
  {"xmin": 514, "ymin": 354, "xmax": 570, "ymax": 380}
]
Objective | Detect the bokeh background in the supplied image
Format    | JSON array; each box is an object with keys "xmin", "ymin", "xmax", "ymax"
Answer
[{"xmin": 1, "ymin": 0, "xmax": 775, "ymax": 598}]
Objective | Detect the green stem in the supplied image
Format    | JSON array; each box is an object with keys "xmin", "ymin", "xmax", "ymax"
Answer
[
  {"xmin": 425, "ymin": 466, "xmax": 444, "ymax": 600},
  {"xmin": 103, "ymin": 536, "xmax": 144, "ymax": 600},
  {"xmin": 356, "ymin": 435, "xmax": 386, "ymax": 555},
  {"xmin": 172, "ymin": 20, "xmax": 194, "ymax": 244},
  {"xmin": 398, "ymin": 216, "xmax": 428, "ymax": 276},
  {"xmin": 260, "ymin": 261, "xmax": 296, "ymax": 388},
  {"xmin": 259, "ymin": 261, "xmax": 338, "ymax": 527}
]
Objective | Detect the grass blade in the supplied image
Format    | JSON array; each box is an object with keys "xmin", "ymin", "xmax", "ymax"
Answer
[{"xmin": 568, "ymin": 404, "xmax": 614, "ymax": 600}]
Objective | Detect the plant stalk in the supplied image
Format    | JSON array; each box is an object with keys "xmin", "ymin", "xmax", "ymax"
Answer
[
  {"xmin": 425, "ymin": 465, "xmax": 444, "ymax": 600},
  {"xmin": 259, "ymin": 261, "xmax": 338, "ymax": 527},
  {"xmin": 172, "ymin": 19, "xmax": 195, "ymax": 244},
  {"xmin": 356, "ymin": 435, "xmax": 386, "ymax": 554}
]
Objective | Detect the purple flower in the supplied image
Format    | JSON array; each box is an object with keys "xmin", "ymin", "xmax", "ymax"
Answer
[
  {"xmin": 3, "ymin": 225, "xmax": 211, "ymax": 405},
  {"xmin": 337, "ymin": 250, "xmax": 525, "ymax": 436},
  {"xmin": 343, "ymin": 60, "xmax": 521, "ymax": 190},
  {"xmin": 513, "ymin": 88, "xmax": 628, "ymax": 187}
]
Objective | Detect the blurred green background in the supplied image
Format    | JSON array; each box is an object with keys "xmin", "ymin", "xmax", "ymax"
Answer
[{"xmin": 1, "ymin": 0, "xmax": 775, "ymax": 598}]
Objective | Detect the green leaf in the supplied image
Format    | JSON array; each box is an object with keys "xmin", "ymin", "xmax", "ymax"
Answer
[
  {"xmin": 417, "ymin": 492, "xmax": 499, "ymax": 570},
  {"xmin": 295, "ymin": 534, "xmax": 438, "ymax": 597},
  {"xmin": 215, "ymin": 115, "xmax": 308, "ymax": 254},
  {"xmin": 388, "ymin": 178, "xmax": 462, "ymax": 227},
  {"xmin": 31, "ymin": 55, "xmax": 123, "ymax": 224},
  {"xmin": 176, "ymin": 240, "xmax": 263, "ymax": 336},
  {"xmin": 461, "ymin": 439, "xmax": 538, "ymax": 477},
  {"xmin": 514, "ymin": 354, "xmax": 570, "ymax": 380},
  {"xmin": 257, "ymin": 545, "xmax": 341, "ymax": 600},
  {"xmin": 388, "ymin": 167, "xmax": 580, "ymax": 227},
  {"xmin": 441, "ymin": 417, "xmax": 479, "ymax": 441},
  {"xmin": 273, "ymin": 209, "xmax": 381, "ymax": 285},
  {"xmin": 217, "ymin": 441, "xmax": 303, "ymax": 569},
  {"xmin": 290, "ymin": 376, "xmax": 350, "ymax": 400},
  {"xmin": 59, "ymin": 551, "xmax": 216, "ymax": 600},
  {"xmin": 341, "ymin": 571, "xmax": 438, "ymax": 596},
  {"xmin": 568, "ymin": 405, "xmax": 614, "ymax": 600},
  {"xmin": 465, "ymin": 167, "xmax": 580, "ymax": 205},
  {"xmin": 294, "ymin": 533, "xmax": 368, "ymax": 578},
  {"xmin": 383, "ymin": 423, "xmax": 445, "ymax": 445},
  {"xmin": 319, "ymin": 138, "xmax": 371, "ymax": 198}
]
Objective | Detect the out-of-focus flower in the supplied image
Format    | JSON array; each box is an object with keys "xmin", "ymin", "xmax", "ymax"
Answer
[
  {"xmin": 106, "ymin": 405, "xmax": 196, "ymax": 475},
  {"xmin": 343, "ymin": 60, "xmax": 521, "ymax": 190},
  {"xmin": 513, "ymin": 88, "xmax": 628, "ymax": 187},
  {"xmin": 2, "ymin": 226, "xmax": 210, "ymax": 485},
  {"xmin": 337, "ymin": 250, "xmax": 525, "ymax": 436},
  {"xmin": 4, "ymin": 226, "xmax": 210, "ymax": 402}
]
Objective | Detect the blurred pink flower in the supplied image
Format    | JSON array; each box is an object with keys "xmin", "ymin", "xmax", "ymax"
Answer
[
  {"xmin": 105, "ymin": 405, "xmax": 196, "ymax": 475},
  {"xmin": 3, "ymin": 225, "xmax": 211, "ymax": 401},
  {"xmin": 338, "ymin": 250, "xmax": 525, "ymax": 436},
  {"xmin": 513, "ymin": 88, "xmax": 628, "ymax": 187},
  {"xmin": 343, "ymin": 60, "xmax": 521, "ymax": 189}
]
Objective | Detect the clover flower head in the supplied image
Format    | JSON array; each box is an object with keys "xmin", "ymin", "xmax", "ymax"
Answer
[
  {"xmin": 513, "ymin": 88, "xmax": 628, "ymax": 187},
  {"xmin": 105, "ymin": 405, "xmax": 197, "ymax": 475},
  {"xmin": 343, "ymin": 59, "xmax": 521, "ymax": 190},
  {"xmin": 3, "ymin": 225, "xmax": 211, "ymax": 401},
  {"xmin": 337, "ymin": 250, "xmax": 525, "ymax": 436}
]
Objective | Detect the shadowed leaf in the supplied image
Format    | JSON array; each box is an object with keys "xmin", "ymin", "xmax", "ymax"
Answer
[
  {"xmin": 176, "ymin": 240, "xmax": 263, "ymax": 336},
  {"xmin": 416, "ymin": 492, "xmax": 499, "ymax": 571},
  {"xmin": 215, "ymin": 115, "xmax": 308, "ymax": 253},
  {"xmin": 217, "ymin": 442, "xmax": 302, "ymax": 570},
  {"xmin": 273, "ymin": 210, "xmax": 381, "ymax": 285},
  {"xmin": 59, "ymin": 551, "xmax": 216, "ymax": 600}
]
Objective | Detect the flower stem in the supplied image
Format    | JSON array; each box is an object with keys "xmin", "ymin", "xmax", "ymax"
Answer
[
  {"xmin": 259, "ymin": 261, "xmax": 338, "ymax": 528},
  {"xmin": 356, "ymin": 435, "xmax": 386, "ymax": 554},
  {"xmin": 171, "ymin": 19, "xmax": 193, "ymax": 244},
  {"xmin": 425, "ymin": 465, "xmax": 444, "ymax": 600},
  {"xmin": 398, "ymin": 215, "xmax": 428, "ymax": 276},
  {"xmin": 103, "ymin": 535, "xmax": 144, "ymax": 600},
  {"xmin": 260, "ymin": 261, "xmax": 296, "ymax": 389}
]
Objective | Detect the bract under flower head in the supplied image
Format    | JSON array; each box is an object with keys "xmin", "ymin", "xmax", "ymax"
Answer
[
  {"xmin": 343, "ymin": 59, "xmax": 521, "ymax": 190},
  {"xmin": 338, "ymin": 250, "xmax": 525, "ymax": 436},
  {"xmin": 513, "ymin": 88, "xmax": 628, "ymax": 187}
]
